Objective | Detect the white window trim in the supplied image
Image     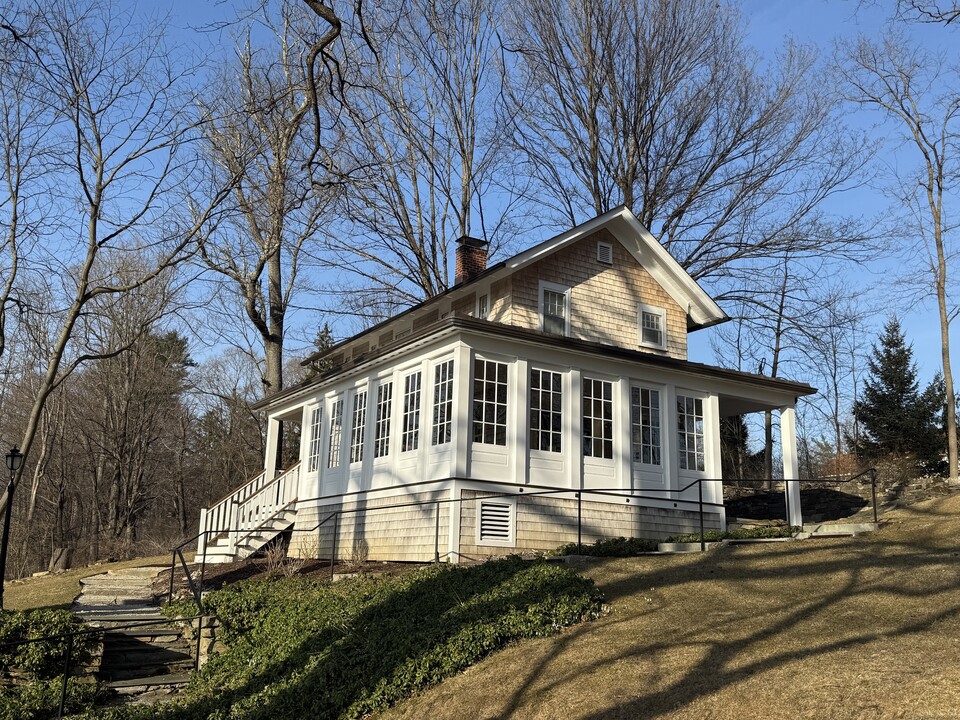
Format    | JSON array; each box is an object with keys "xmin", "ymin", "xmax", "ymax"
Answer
[
  {"xmin": 476, "ymin": 290, "xmax": 490, "ymax": 319},
  {"xmin": 638, "ymin": 303, "xmax": 667, "ymax": 350},
  {"xmin": 539, "ymin": 281, "xmax": 572, "ymax": 336},
  {"xmin": 475, "ymin": 495, "xmax": 517, "ymax": 547}
]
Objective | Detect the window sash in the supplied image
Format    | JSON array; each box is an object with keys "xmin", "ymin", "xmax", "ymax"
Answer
[
  {"xmin": 677, "ymin": 394, "xmax": 705, "ymax": 471},
  {"xmin": 401, "ymin": 371, "xmax": 421, "ymax": 452},
  {"xmin": 373, "ymin": 381, "xmax": 393, "ymax": 458},
  {"xmin": 306, "ymin": 406, "xmax": 323, "ymax": 473},
  {"xmin": 640, "ymin": 308, "xmax": 665, "ymax": 348},
  {"xmin": 542, "ymin": 289, "xmax": 566, "ymax": 335},
  {"xmin": 327, "ymin": 398, "xmax": 343, "ymax": 469},
  {"xmin": 631, "ymin": 387, "xmax": 661, "ymax": 466},
  {"xmin": 529, "ymin": 369, "xmax": 562, "ymax": 453},
  {"xmin": 432, "ymin": 359, "xmax": 454, "ymax": 446},
  {"xmin": 473, "ymin": 358, "xmax": 508, "ymax": 446},
  {"xmin": 349, "ymin": 390, "xmax": 367, "ymax": 464},
  {"xmin": 582, "ymin": 378, "xmax": 613, "ymax": 459}
]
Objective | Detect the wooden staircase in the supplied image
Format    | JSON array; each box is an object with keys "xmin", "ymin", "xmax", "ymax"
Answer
[{"xmin": 197, "ymin": 463, "xmax": 300, "ymax": 564}]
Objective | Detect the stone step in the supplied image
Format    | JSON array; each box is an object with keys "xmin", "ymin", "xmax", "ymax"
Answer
[
  {"xmin": 101, "ymin": 646, "xmax": 194, "ymax": 669},
  {"xmin": 106, "ymin": 672, "xmax": 191, "ymax": 693},
  {"xmin": 101, "ymin": 662, "xmax": 194, "ymax": 682}
]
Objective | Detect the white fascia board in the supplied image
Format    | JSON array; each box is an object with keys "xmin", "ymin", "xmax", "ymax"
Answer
[{"xmin": 503, "ymin": 207, "xmax": 726, "ymax": 328}]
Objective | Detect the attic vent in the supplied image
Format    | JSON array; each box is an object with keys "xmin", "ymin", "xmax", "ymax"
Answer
[
  {"xmin": 477, "ymin": 498, "xmax": 515, "ymax": 546},
  {"xmin": 597, "ymin": 241, "xmax": 613, "ymax": 265}
]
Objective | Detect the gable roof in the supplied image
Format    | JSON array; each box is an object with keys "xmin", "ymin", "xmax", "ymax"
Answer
[{"xmin": 303, "ymin": 206, "xmax": 727, "ymax": 366}]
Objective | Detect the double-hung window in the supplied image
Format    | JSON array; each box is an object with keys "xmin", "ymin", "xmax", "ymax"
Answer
[
  {"xmin": 373, "ymin": 381, "xmax": 392, "ymax": 458},
  {"xmin": 530, "ymin": 368, "xmax": 562, "ymax": 453},
  {"xmin": 676, "ymin": 394, "xmax": 705, "ymax": 472},
  {"xmin": 582, "ymin": 378, "xmax": 613, "ymax": 459},
  {"xmin": 630, "ymin": 386, "xmax": 661, "ymax": 466},
  {"xmin": 327, "ymin": 397, "xmax": 343, "ymax": 469},
  {"xmin": 349, "ymin": 389, "xmax": 367, "ymax": 464},
  {"xmin": 306, "ymin": 406, "xmax": 323, "ymax": 473},
  {"xmin": 539, "ymin": 282, "xmax": 570, "ymax": 336},
  {"xmin": 432, "ymin": 359, "xmax": 454, "ymax": 445},
  {"xmin": 473, "ymin": 358, "xmax": 508, "ymax": 445},
  {"xmin": 401, "ymin": 371, "xmax": 421, "ymax": 452},
  {"xmin": 638, "ymin": 303, "xmax": 666, "ymax": 350}
]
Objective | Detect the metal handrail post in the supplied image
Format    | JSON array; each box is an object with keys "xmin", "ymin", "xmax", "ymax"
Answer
[
  {"xmin": 871, "ymin": 468, "xmax": 878, "ymax": 524},
  {"xmin": 577, "ymin": 492, "xmax": 582, "ymax": 554},
  {"xmin": 434, "ymin": 501, "xmax": 440, "ymax": 563},
  {"xmin": 698, "ymin": 481, "xmax": 705, "ymax": 552},
  {"xmin": 330, "ymin": 512, "xmax": 339, "ymax": 580},
  {"xmin": 168, "ymin": 550, "xmax": 176, "ymax": 604},
  {"xmin": 57, "ymin": 633, "xmax": 73, "ymax": 719}
]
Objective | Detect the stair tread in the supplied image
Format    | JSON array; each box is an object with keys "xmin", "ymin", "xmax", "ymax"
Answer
[{"xmin": 106, "ymin": 673, "xmax": 192, "ymax": 689}]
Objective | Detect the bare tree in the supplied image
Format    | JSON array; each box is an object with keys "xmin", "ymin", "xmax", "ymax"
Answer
[
  {"xmin": 330, "ymin": 0, "xmax": 518, "ymax": 318},
  {"xmin": 893, "ymin": 1, "xmax": 960, "ymax": 24},
  {"xmin": 197, "ymin": 4, "xmax": 335, "ymax": 397},
  {"xmin": 839, "ymin": 33, "xmax": 960, "ymax": 484},
  {"xmin": 0, "ymin": 0, "xmax": 227, "ymax": 550},
  {"xmin": 505, "ymin": 0, "xmax": 870, "ymax": 289}
]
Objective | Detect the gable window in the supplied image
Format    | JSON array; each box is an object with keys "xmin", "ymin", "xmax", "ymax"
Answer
[
  {"xmin": 639, "ymin": 304, "xmax": 666, "ymax": 350},
  {"xmin": 473, "ymin": 358, "xmax": 508, "ymax": 445},
  {"xmin": 432, "ymin": 359, "xmax": 455, "ymax": 445},
  {"xmin": 401, "ymin": 371, "xmax": 421, "ymax": 452},
  {"xmin": 530, "ymin": 368, "xmax": 562, "ymax": 453},
  {"xmin": 583, "ymin": 378, "xmax": 613, "ymax": 459},
  {"xmin": 676, "ymin": 394, "xmax": 705, "ymax": 472},
  {"xmin": 477, "ymin": 294, "xmax": 489, "ymax": 319},
  {"xmin": 631, "ymin": 386, "xmax": 661, "ymax": 466},
  {"xmin": 349, "ymin": 389, "xmax": 367, "ymax": 464},
  {"xmin": 306, "ymin": 406, "xmax": 323, "ymax": 473},
  {"xmin": 327, "ymin": 397, "xmax": 343, "ymax": 469},
  {"xmin": 539, "ymin": 282, "xmax": 570, "ymax": 336},
  {"xmin": 373, "ymin": 381, "xmax": 393, "ymax": 458}
]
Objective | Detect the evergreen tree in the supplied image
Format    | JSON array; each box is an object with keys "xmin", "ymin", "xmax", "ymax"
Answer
[{"xmin": 853, "ymin": 318, "xmax": 939, "ymax": 461}]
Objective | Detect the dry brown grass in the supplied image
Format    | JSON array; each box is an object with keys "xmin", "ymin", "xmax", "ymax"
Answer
[
  {"xmin": 383, "ymin": 493, "xmax": 960, "ymax": 720},
  {"xmin": 2, "ymin": 555, "xmax": 169, "ymax": 611}
]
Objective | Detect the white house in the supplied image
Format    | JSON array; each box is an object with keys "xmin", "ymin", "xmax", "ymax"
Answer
[{"xmin": 197, "ymin": 206, "xmax": 815, "ymax": 564}]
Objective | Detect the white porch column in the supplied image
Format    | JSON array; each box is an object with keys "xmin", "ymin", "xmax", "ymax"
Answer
[
  {"xmin": 263, "ymin": 415, "xmax": 281, "ymax": 478},
  {"xmin": 780, "ymin": 405, "xmax": 803, "ymax": 527}
]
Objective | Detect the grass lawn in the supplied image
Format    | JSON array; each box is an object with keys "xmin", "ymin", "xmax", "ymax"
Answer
[
  {"xmin": 3, "ymin": 555, "xmax": 169, "ymax": 611},
  {"xmin": 383, "ymin": 492, "xmax": 960, "ymax": 720}
]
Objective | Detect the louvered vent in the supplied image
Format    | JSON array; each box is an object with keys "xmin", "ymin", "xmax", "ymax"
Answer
[
  {"xmin": 597, "ymin": 241, "xmax": 613, "ymax": 265},
  {"xmin": 478, "ymin": 500, "xmax": 514, "ymax": 544}
]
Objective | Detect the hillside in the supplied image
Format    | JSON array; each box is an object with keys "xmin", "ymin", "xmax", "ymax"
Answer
[{"xmin": 383, "ymin": 493, "xmax": 960, "ymax": 720}]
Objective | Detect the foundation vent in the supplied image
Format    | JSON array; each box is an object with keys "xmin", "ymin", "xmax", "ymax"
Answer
[{"xmin": 478, "ymin": 499, "xmax": 515, "ymax": 545}]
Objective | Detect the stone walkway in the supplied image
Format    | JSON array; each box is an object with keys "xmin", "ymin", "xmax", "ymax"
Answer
[{"xmin": 72, "ymin": 566, "xmax": 194, "ymax": 705}]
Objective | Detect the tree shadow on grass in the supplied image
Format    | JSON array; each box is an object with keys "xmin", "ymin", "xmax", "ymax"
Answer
[{"xmin": 489, "ymin": 523, "xmax": 960, "ymax": 719}]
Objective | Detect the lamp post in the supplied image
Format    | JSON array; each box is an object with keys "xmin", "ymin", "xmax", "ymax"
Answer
[{"xmin": 0, "ymin": 446, "xmax": 23, "ymax": 610}]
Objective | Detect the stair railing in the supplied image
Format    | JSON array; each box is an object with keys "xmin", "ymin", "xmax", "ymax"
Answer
[{"xmin": 0, "ymin": 615, "xmax": 204, "ymax": 719}]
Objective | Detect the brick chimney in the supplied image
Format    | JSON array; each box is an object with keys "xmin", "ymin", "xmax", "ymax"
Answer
[{"xmin": 454, "ymin": 236, "xmax": 488, "ymax": 285}]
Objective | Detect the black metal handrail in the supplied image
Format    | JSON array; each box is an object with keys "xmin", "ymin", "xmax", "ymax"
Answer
[
  {"xmin": 170, "ymin": 471, "xmax": 879, "ymax": 598},
  {"xmin": 0, "ymin": 614, "xmax": 204, "ymax": 719}
]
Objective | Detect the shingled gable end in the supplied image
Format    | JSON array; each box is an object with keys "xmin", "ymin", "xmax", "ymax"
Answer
[{"xmin": 197, "ymin": 207, "xmax": 815, "ymax": 564}]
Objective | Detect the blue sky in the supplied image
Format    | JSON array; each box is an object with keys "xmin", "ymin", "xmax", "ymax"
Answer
[{"xmin": 157, "ymin": 0, "xmax": 957, "ymax": 384}]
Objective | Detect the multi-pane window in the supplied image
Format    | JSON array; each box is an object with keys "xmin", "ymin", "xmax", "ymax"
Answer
[
  {"xmin": 529, "ymin": 369, "xmax": 562, "ymax": 453},
  {"xmin": 349, "ymin": 389, "xmax": 367, "ymax": 464},
  {"xmin": 477, "ymin": 294, "xmax": 489, "ymax": 319},
  {"xmin": 582, "ymin": 378, "xmax": 613, "ymax": 459},
  {"xmin": 631, "ymin": 387, "xmax": 661, "ymax": 465},
  {"xmin": 639, "ymin": 304, "xmax": 666, "ymax": 349},
  {"xmin": 677, "ymin": 394, "xmax": 705, "ymax": 471},
  {"xmin": 473, "ymin": 359, "xmax": 508, "ymax": 445},
  {"xmin": 401, "ymin": 372, "xmax": 421, "ymax": 452},
  {"xmin": 327, "ymin": 398, "xmax": 343, "ymax": 469},
  {"xmin": 373, "ymin": 381, "xmax": 393, "ymax": 458},
  {"xmin": 306, "ymin": 406, "xmax": 323, "ymax": 473},
  {"xmin": 432, "ymin": 359, "xmax": 455, "ymax": 445},
  {"xmin": 542, "ymin": 288, "xmax": 567, "ymax": 335}
]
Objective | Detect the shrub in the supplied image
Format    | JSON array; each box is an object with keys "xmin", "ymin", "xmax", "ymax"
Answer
[
  {"xmin": 552, "ymin": 536, "xmax": 659, "ymax": 557},
  {"xmin": 666, "ymin": 526, "xmax": 801, "ymax": 543},
  {"xmin": 93, "ymin": 556, "xmax": 603, "ymax": 720}
]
